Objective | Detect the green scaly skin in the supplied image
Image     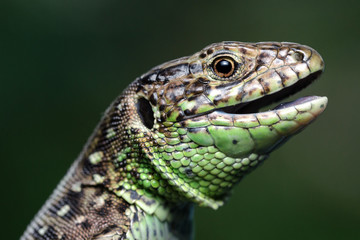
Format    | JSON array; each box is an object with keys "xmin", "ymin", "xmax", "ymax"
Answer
[{"xmin": 21, "ymin": 41, "xmax": 327, "ymax": 240}]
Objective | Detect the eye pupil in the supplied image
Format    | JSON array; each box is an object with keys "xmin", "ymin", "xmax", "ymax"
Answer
[
  {"xmin": 216, "ymin": 60, "xmax": 232, "ymax": 74},
  {"xmin": 212, "ymin": 57, "xmax": 237, "ymax": 78}
]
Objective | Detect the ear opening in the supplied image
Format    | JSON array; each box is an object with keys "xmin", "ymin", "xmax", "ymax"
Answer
[{"xmin": 136, "ymin": 97, "xmax": 155, "ymax": 129}]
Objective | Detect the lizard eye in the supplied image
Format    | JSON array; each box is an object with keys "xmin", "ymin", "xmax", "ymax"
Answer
[{"xmin": 212, "ymin": 57, "xmax": 238, "ymax": 78}]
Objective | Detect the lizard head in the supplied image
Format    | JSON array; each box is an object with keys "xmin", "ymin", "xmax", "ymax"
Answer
[{"xmin": 131, "ymin": 41, "xmax": 327, "ymax": 209}]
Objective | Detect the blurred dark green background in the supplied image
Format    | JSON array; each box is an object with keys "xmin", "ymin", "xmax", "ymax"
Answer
[{"xmin": 1, "ymin": 0, "xmax": 359, "ymax": 239}]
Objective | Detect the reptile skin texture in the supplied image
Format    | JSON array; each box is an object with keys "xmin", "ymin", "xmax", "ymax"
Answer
[{"xmin": 21, "ymin": 41, "xmax": 327, "ymax": 240}]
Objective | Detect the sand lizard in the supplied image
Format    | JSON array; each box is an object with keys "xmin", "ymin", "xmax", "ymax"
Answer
[{"xmin": 21, "ymin": 41, "xmax": 327, "ymax": 240}]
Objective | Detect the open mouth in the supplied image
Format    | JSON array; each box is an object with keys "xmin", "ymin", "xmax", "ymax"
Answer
[
  {"xmin": 219, "ymin": 70, "xmax": 323, "ymax": 115},
  {"xmin": 182, "ymin": 68, "xmax": 327, "ymax": 156}
]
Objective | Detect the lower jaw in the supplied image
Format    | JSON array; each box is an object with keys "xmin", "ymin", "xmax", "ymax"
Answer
[{"xmin": 183, "ymin": 96, "xmax": 327, "ymax": 158}]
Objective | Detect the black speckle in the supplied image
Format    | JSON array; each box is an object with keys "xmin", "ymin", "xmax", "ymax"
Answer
[
  {"xmin": 140, "ymin": 196, "xmax": 156, "ymax": 206},
  {"xmin": 259, "ymin": 52, "xmax": 269, "ymax": 59},
  {"xmin": 257, "ymin": 58, "xmax": 265, "ymax": 66},
  {"xmin": 185, "ymin": 168, "xmax": 194, "ymax": 178},
  {"xmin": 240, "ymin": 48, "xmax": 247, "ymax": 54},
  {"xmin": 175, "ymin": 110, "xmax": 185, "ymax": 121},
  {"xmin": 200, "ymin": 53, "xmax": 206, "ymax": 58},
  {"xmin": 117, "ymin": 200, "xmax": 129, "ymax": 214},
  {"xmin": 207, "ymin": 49, "xmax": 214, "ymax": 55},
  {"xmin": 277, "ymin": 71, "xmax": 289, "ymax": 81},
  {"xmin": 159, "ymin": 104, "xmax": 166, "ymax": 111},
  {"xmin": 139, "ymin": 72, "xmax": 158, "ymax": 85},
  {"xmin": 184, "ymin": 109, "xmax": 192, "ymax": 115},
  {"xmin": 130, "ymin": 190, "xmax": 140, "ymax": 201},
  {"xmin": 97, "ymin": 207, "xmax": 108, "ymax": 216},
  {"xmin": 149, "ymin": 93, "xmax": 158, "ymax": 105},
  {"xmin": 146, "ymin": 223, "xmax": 150, "ymax": 238},
  {"xmin": 133, "ymin": 212, "xmax": 139, "ymax": 222},
  {"xmin": 82, "ymin": 157, "xmax": 93, "ymax": 175},
  {"xmin": 232, "ymin": 139, "xmax": 238, "ymax": 144},
  {"xmin": 294, "ymin": 51, "xmax": 304, "ymax": 61},
  {"xmin": 67, "ymin": 190, "xmax": 82, "ymax": 209},
  {"xmin": 80, "ymin": 219, "xmax": 92, "ymax": 229}
]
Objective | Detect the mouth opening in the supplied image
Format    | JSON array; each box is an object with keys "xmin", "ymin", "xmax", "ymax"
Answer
[{"xmin": 220, "ymin": 70, "xmax": 323, "ymax": 114}]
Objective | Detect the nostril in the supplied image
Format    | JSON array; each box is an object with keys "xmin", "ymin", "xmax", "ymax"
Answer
[{"xmin": 294, "ymin": 51, "xmax": 305, "ymax": 61}]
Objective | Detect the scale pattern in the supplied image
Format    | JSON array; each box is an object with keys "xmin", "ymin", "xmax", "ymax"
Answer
[{"xmin": 21, "ymin": 41, "xmax": 327, "ymax": 239}]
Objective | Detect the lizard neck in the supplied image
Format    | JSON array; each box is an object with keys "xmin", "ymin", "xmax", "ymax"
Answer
[
  {"xmin": 21, "ymin": 83, "xmax": 194, "ymax": 239},
  {"xmin": 74, "ymin": 83, "xmax": 195, "ymax": 238},
  {"xmin": 77, "ymin": 83, "xmax": 189, "ymax": 217}
]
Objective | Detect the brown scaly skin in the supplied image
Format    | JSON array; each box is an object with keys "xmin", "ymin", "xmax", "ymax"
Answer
[{"xmin": 21, "ymin": 41, "xmax": 327, "ymax": 239}]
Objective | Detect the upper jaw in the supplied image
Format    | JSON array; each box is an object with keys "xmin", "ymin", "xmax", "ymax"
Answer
[
  {"xmin": 206, "ymin": 44, "xmax": 326, "ymax": 123},
  {"xmin": 206, "ymin": 44, "xmax": 325, "ymax": 110},
  {"xmin": 218, "ymin": 69, "xmax": 323, "ymax": 115},
  {"xmin": 174, "ymin": 43, "xmax": 325, "ymax": 121}
]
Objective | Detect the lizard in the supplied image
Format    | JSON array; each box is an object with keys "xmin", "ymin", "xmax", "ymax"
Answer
[{"xmin": 21, "ymin": 41, "xmax": 327, "ymax": 240}]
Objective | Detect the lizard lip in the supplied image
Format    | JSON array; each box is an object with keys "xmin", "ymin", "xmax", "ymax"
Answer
[{"xmin": 219, "ymin": 70, "xmax": 323, "ymax": 115}]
